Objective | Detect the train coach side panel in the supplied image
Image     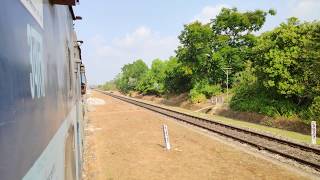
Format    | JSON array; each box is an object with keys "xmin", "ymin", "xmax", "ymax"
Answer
[{"xmin": 0, "ymin": 0, "xmax": 81, "ymax": 179}]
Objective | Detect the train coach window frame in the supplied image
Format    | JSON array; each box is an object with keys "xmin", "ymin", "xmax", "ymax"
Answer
[
  {"xmin": 66, "ymin": 41, "xmax": 74, "ymax": 96},
  {"xmin": 68, "ymin": 47, "xmax": 72, "ymax": 91}
]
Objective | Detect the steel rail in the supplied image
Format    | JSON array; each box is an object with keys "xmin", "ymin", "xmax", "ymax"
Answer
[{"xmin": 99, "ymin": 90, "xmax": 320, "ymax": 171}]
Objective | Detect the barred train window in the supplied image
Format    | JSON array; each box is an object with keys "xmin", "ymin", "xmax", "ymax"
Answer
[{"xmin": 67, "ymin": 46, "xmax": 73, "ymax": 91}]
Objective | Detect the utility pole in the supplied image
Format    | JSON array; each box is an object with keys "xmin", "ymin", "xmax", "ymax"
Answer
[
  {"xmin": 205, "ymin": 54, "xmax": 232, "ymax": 101},
  {"xmin": 222, "ymin": 67, "xmax": 232, "ymax": 100}
]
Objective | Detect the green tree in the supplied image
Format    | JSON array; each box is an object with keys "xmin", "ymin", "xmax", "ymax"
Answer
[
  {"xmin": 231, "ymin": 18, "xmax": 320, "ymax": 121},
  {"xmin": 253, "ymin": 18, "xmax": 320, "ymax": 104},
  {"xmin": 176, "ymin": 22, "xmax": 213, "ymax": 82},
  {"xmin": 176, "ymin": 8, "xmax": 275, "ymax": 88},
  {"xmin": 163, "ymin": 57, "xmax": 193, "ymax": 93},
  {"xmin": 137, "ymin": 59, "xmax": 167, "ymax": 95},
  {"xmin": 210, "ymin": 8, "xmax": 275, "ymax": 85},
  {"xmin": 115, "ymin": 59, "xmax": 148, "ymax": 93}
]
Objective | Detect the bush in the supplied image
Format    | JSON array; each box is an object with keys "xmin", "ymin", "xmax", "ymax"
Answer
[
  {"xmin": 189, "ymin": 89, "xmax": 206, "ymax": 103},
  {"xmin": 230, "ymin": 82, "xmax": 302, "ymax": 118},
  {"xmin": 163, "ymin": 60, "xmax": 193, "ymax": 93},
  {"xmin": 136, "ymin": 71, "xmax": 165, "ymax": 95},
  {"xmin": 189, "ymin": 81, "xmax": 221, "ymax": 103},
  {"xmin": 201, "ymin": 84, "xmax": 221, "ymax": 98},
  {"xmin": 230, "ymin": 62, "xmax": 298, "ymax": 117},
  {"xmin": 100, "ymin": 80, "xmax": 117, "ymax": 91},
  {"xmin": 310, "ymin": 96, "xmax": 320, "ymax": 122},
  {"xmin": 192, "ymin": 81, "xmax": 221, "ymax": 98}
]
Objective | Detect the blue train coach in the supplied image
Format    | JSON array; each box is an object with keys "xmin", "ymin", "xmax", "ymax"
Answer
[{"xmin": 0, "ymin": 0, "xmax": 86, "ymax": 179}]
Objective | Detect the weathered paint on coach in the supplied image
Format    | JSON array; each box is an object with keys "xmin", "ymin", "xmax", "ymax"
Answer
[{"xmin": 0, "ymin": 0, "xmax": 85, "ymax": 179}]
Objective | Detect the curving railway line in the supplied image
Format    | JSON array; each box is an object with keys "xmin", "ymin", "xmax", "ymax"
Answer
[{"xmin": 97, "ymin": 90, "xmax": 320, "ymax": 171}]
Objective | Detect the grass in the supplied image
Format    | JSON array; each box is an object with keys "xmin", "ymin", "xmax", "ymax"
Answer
[{"xmin": 129, "ymin": 95, "xmax": 320, "ymax": 145}]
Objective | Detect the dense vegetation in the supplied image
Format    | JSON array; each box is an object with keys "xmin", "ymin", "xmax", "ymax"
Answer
[
  {"xmin": 231, "ymin": 17, "xmax": 320, "ymax": 122},
  {"xmin": 100, "ymin": 8, "xmax": 320, "ymax": 123}
]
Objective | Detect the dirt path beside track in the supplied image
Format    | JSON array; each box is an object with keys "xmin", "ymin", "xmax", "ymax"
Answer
[{"xmin": 82, "ymin": 91, "xmax": 314, "ymax": 180}]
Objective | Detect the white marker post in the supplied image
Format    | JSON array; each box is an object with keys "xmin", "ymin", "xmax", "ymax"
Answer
[
  {"xmin": 311, "ymin": 121, "xmax": 317, "ymax": 145},
  {"xmin": 162, "ymin": 124, "xmax": 171, "ymax": 150}
]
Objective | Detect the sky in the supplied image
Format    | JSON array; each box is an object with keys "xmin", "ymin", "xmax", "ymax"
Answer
[{"xmin": 74, "ymin": 0, "xmax": 320, "ymax": 85}]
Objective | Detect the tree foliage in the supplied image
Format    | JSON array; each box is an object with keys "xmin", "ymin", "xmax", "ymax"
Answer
[
  {"xmin": 137, "ymin": 59, "xmax": 167, "ymax": 95},
  {"xmin": 108, "ymin": 7, "xmax": 320, "ymax": 123},
  {"xmin": 176, "ymin": 22, "xmax": 213, "ymax": 81},
  {"xmin": 163, "ymin": 57, "xmax": 193, "ymax": 93},
  {"xmin": 210, "ymin": 8, "xmax": 275, "ymax": 85},
  {"xmin": 115, "ymin": 59, "xmax": 148, "ymax": 93},
  {"xmin": 253, "ymin": 18, "xmax": 320, "ymax": 103},
  {"xmin": 232, "ymin": 18, "xmax": 320, "ymax": 121},
  {"xmin": 189, "ymin": 80, "xmax": 221, "ymax": 103},
  {"xmin": 176, "ymin": 8, "xmax": 274, "ymax": 87}
]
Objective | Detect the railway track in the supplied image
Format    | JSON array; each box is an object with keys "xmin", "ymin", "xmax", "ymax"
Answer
[{"xmin": 99, "ymin": 90, "xmax": 320, "ymax": 171}]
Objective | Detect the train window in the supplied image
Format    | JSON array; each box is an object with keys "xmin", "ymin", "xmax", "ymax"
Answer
[
  {"xmin": 67, "ymin": 46, "xmax": 73, "ymax": 92},
  {"xmin": 80, "ymin": 64, "xmax": 86, "ymax": 95}
]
